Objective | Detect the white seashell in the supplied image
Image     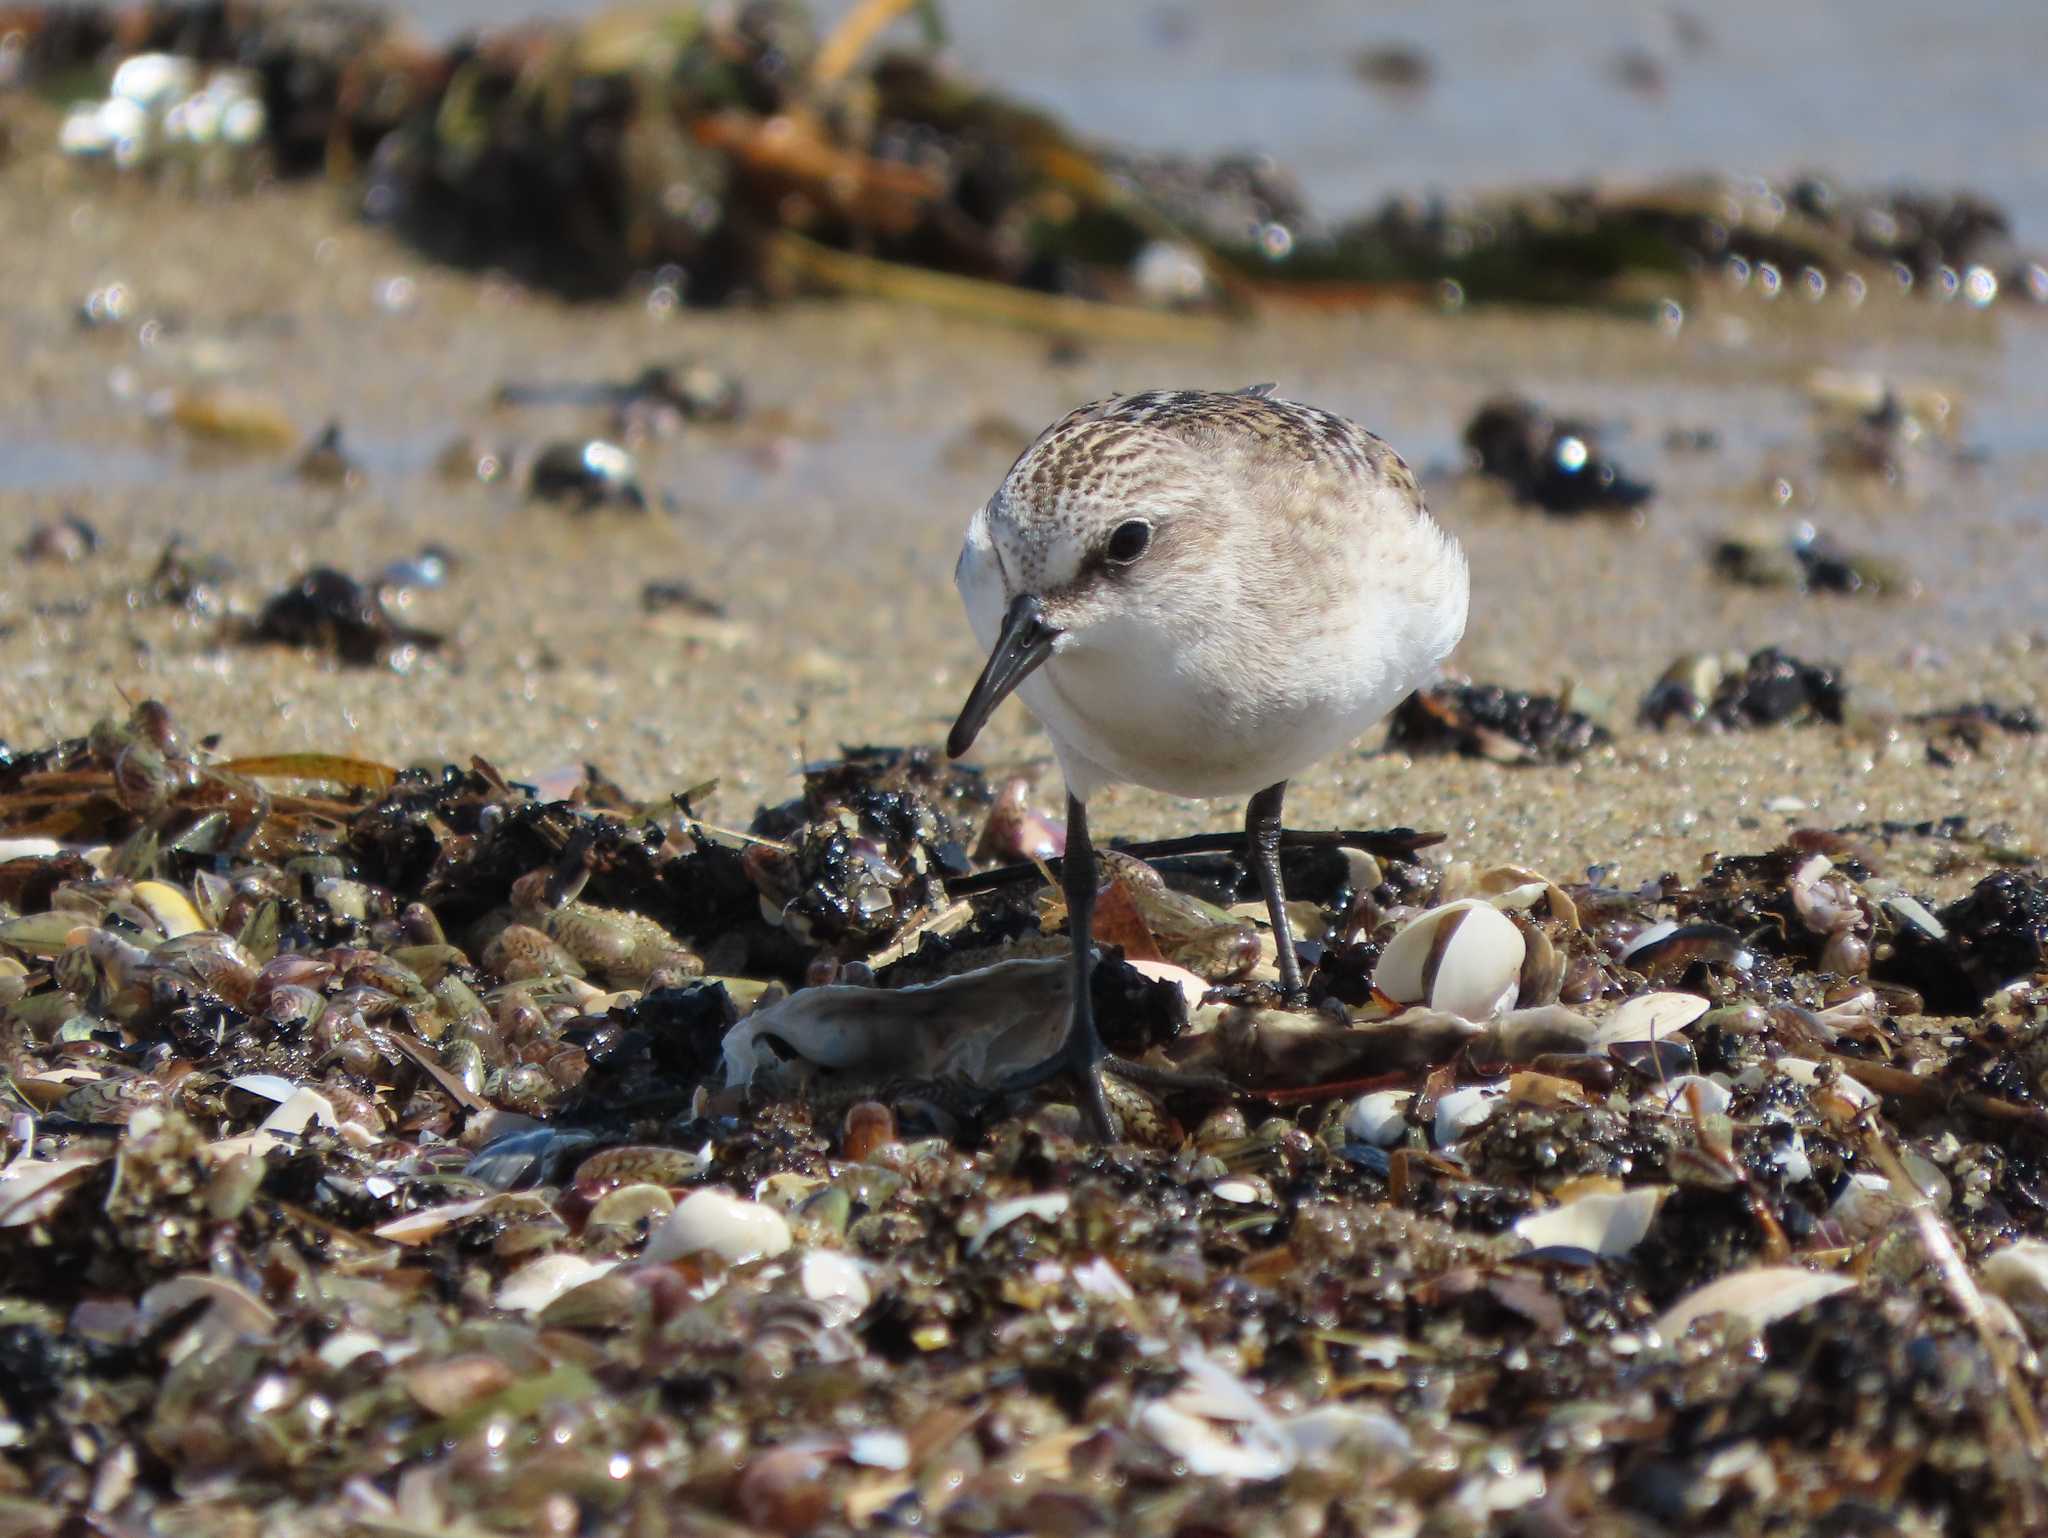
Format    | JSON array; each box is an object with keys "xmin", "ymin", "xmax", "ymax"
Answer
[
  {"xmin": 1341, "ymin": 1090, "xmax": 1412, "ymax": 1147},
  {"xmin": 1594, "ymin": 991, "xmax": 1710, "ymax": 1047},
  {"xmin": 1433, "ymin": 1082, "xmax": 1508, "ymax": 1146},
  {"xmin": 0, "ymin": 838, "xmax": 63, "ymax": 862},
  {"xmin": 495, "ymin": 1254, "xmax": 618, "ymax": 1314},
  {"xmin": 1655, "ymin": 1266, "xmax": 1855, "ymax": 1336},
  {"xmin": 1829, "ymin": 1172, "xmax": 1901, "ymax": 1241},
  {"xmin": 1210, "ymin": 1179, "xmax": 1263, "ymax": 1205},
  {"xmin": 225, "ymin": 1073, "xmax": 299, "ymax": 1105},
  {"xmin": 799, "ymin": 1250, "xmax": 873, "ymax": 1316},
  {"xmin": 1648, "ymin": 1075, "xmax": 1732, "ymax": 1116},
  {"xmin": 644, "ymin": 1188, "xmax": 793, "ymax": 1265},
  {"xmin": 1373, "ymin": 900, "xmax": 1525, "ymax": 1023},
  {"xmin": 964, "ymin": 1192, "xmax": 1070, "ymax": 1256},
  {"xmin": 1514, "ymin": 1187, "xmax": 1669, "ymax": 1257}
]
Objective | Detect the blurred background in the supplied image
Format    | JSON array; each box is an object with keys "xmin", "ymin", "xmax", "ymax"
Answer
[{"xmin": 414, "ymin": 0, "xmax": 2048, "ymax": 238}]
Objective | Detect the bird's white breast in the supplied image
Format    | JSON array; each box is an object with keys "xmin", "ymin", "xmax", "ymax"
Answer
[{"xmin": 955, "ymin": 509, "xmax": 1468, "ymax": 804}]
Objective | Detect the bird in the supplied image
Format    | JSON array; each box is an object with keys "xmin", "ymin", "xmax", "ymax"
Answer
[{"xmin": 945, "ymin": 385, "xmax": 1470, "ymax": 1137}]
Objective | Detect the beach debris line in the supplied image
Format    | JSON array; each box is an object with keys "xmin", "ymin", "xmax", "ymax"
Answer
[
  {"xmin": 1387, "ymin": 679, "xmax": 1613, "ymax": 763},
  {"xmin": 5, "ymin": 2, "xmax": 2041, "ymax": 313},
  {"xmin": 1, "ymin": 698, "xmax": 2047, "ymax": 1526}
]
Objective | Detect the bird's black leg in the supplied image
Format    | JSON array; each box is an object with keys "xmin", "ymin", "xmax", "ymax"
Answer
[
  {"xmin": 1246, "ymin": 781, "xmax": 1303, "ymax": 1000},
  {"xmin": 998, "ymin": 793, "xmax": 1117, "ymax": 1138}
]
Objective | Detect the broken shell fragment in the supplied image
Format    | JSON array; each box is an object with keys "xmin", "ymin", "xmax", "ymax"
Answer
[
  {"xmin": 1513, "ymin": 1186, "xmax": 1670, "ymax": 1257},
  {"xmin": 1372, "ymin": 899, "xmax": 1525, "ymax": 1022}
]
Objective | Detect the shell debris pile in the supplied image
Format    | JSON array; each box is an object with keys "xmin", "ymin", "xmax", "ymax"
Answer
[{"xmin": 0, "ymin": 699, "xmax": 2045, "ymax": 1529}]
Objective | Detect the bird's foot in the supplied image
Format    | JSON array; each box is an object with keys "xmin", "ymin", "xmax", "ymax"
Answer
[
  {"xmin": 998, "ymin": 1034, "xmax": 1239, "ymax": 1142},
  {"xmin": 998, "ymin": 1023, "xmax": 1118, "ymax": 1140}
]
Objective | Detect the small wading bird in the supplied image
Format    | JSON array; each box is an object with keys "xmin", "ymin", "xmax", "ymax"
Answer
[{"xmin": 946, "ymin": 385, "xmax": 1469, "ymax": 1138}]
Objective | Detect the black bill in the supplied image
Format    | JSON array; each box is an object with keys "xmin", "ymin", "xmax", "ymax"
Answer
[{"xmin": 947, "ymin": 593, "xmax": 1058, "ymax": 758}]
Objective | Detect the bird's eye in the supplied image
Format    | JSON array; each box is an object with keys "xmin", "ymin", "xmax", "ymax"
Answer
[{"xmin": 1106, "ymin": 519, "xmax": 1152, "ymax": 564}]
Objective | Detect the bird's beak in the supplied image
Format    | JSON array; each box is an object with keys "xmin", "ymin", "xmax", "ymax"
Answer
[{"xmin": 947, "ymin": 593, "xmax": 1058, "ymax": 758}]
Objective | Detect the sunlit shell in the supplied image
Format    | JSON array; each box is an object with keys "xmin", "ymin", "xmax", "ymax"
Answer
[
  {"xmin": 644, "ymin": 1188, "xmax": 793, "ymax": 1265},
  {"xmin": 1593, "ymin": 991, "xmax": 1710, "ymax": 1047},
  {"xmin": 1514, "ymin": 1187, "xmax": 1670, "ymax": 1257},
  {"xmin": 496, "ymin": 1253, "xmax": 620, "ymax": 1314},
  {"xmin": 799, "ymin": 1250, "xmax": 874, "ymax": 1319},
  {"xmin": 129, "ymin": 880, "xmax": 206, "ymax": 939},
  {"xmin": 1433, "ymin": 1082, "xmax": 1508, "ymax": 1146},
  {"xmin": 1341, "ymin": 1090, "xmax": 1412, "ymax": 1147},
  {"xmin": 1655, "ymin": 1266, "xmax": 1855, "ymax": 1336},
  {"xmin": 1372, "ymin": 899, "xmax": 1525, "ymax": 1022}
]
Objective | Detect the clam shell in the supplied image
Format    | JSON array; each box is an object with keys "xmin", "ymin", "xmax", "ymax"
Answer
[{"xmin": 1373, "ymin": 899, "xmax": 1525, "ymax": 1023}]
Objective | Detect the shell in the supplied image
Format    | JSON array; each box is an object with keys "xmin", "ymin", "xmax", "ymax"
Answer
[
  {"xmin": 1656, "ymin": 1267, "xmax": 1856, "ymax": 1336},
  {"xmin": 1341, "ymin": 1090, "xmax": 1413, "ymax": 1147},
  {"xmin": 1372, "ymin": 900, "xmax": 1525, "ymax": 1022},
  {"xmin": 1433, "ymin": 1083, "xmax": 1508, "ymax": 1146},
  {"xmin": 964, "ymin": 1193, "xmax": 1070, "ymax": 1256},
  {"xmin": 1593, "ymin": 991, "xmax": 1711, "ymax": 1047},
  {"xmin": 1514, "ymin": 1187, "xmax": 1670, "ymax": 1257},
  {"xmin": 496, "ymin": 1254, "xmax": 620, "ymax": 1314},
  {"xmin": 644, "ymin": 1189, "xmax": 793, "ymax": 1265}
]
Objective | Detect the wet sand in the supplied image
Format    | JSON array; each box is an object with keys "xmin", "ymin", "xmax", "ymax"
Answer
[{"xmin": 1, "ymin": 141, "xmax": 2044, "ymax": 901}]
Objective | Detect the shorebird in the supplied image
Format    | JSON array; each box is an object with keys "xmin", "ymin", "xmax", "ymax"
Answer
[{"xmin": 947, "ymin": 385, "xmax": 1469, "ymax": 1137}]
